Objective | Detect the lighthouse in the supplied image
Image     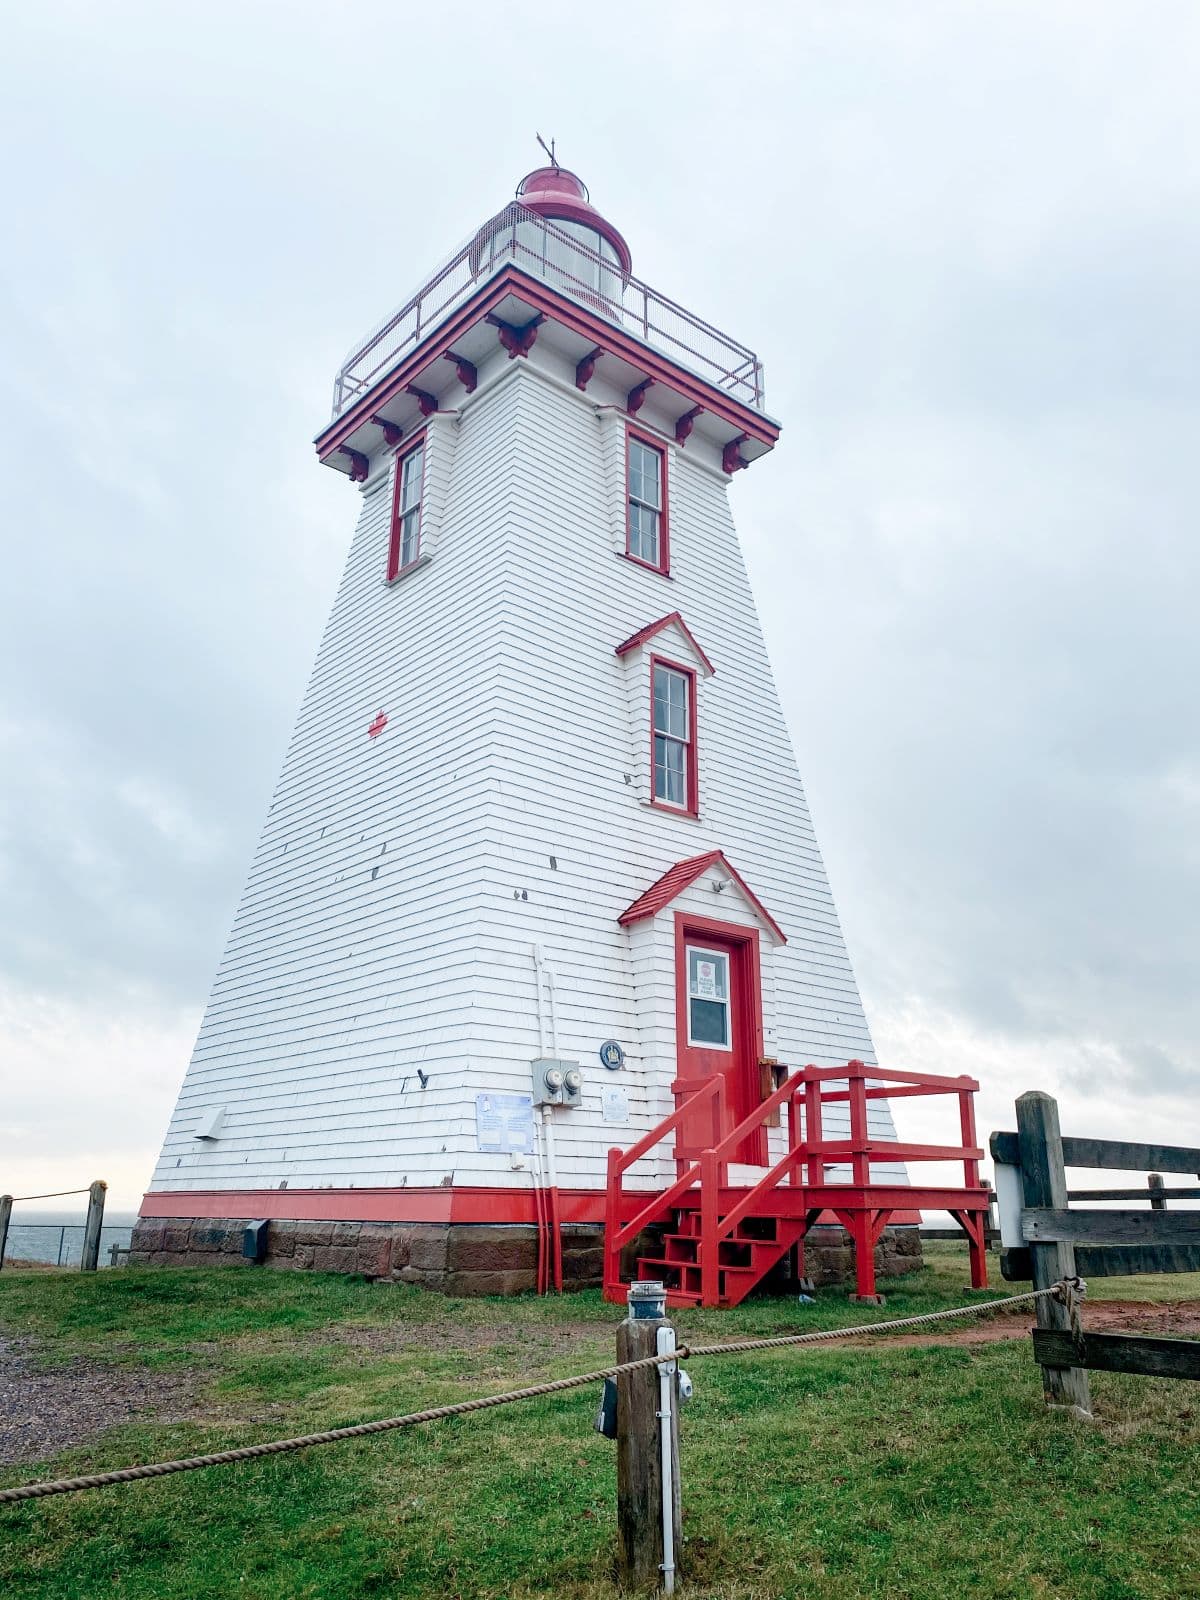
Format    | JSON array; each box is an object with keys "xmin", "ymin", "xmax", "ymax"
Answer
[{"xmin": 134, "ymin": 161, "xmax": 919, "ymax": 1297}]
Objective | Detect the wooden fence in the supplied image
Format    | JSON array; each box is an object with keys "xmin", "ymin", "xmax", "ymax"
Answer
[
  {"xmin": 991, "ymin": 1091, "xmax": 1200, "ymax": 1415},
  {"xmin": 0, "ymin": 1182, "xmax": 107, "ymax": 1272}
]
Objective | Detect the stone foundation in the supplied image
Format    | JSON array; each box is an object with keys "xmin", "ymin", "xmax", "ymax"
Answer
[{"xmin": 129, "ymin": 1217, "xmax": 922, "ymax": 1295}]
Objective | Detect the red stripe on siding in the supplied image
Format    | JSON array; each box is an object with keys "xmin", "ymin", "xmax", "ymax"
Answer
[{"xmin": 140, "ymin": 1186, "xmax": 608, "ymax": 1225}]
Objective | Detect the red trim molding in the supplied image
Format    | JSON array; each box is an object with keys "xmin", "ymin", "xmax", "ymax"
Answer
[
  {"xmin": 624, "ymin": 423, "xmax": 671, "ymax": 577},
  {"xmin": 649, "ymin": 653, "xmax": 700, "ymax": 818},
  {"xmin": 140, "ymin": 1186, "xmax": 609, "ymax": 1226},
  {"xmin": 387, "ymin": 430, "xmax": 427, "ymax": 581}
]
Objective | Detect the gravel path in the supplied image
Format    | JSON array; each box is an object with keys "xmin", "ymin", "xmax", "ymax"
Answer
[{"xmin": 0, "ymin": 1334, "xmax": 207, "ymax": 1466}]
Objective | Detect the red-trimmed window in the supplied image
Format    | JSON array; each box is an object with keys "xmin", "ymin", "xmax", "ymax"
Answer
[
  {"xmin": 651, "ymin": 655, "xmax": 697, "ymax": 814},
  {"xmin": 387, "ymin": 435, "xmax": 426, "ymax": 579},
  {"xmin": 626, "ymin": 429, "xmax": 669, "ymax": 574}
]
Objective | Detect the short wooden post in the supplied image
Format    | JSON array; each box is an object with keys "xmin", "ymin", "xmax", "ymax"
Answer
[
  {"xmin": 1148, "ymin": 1172, "xmax": 1166, "ymax": 1211},
  {"xmin": 0, "ymin": 1195, "xmax": 12, "ymax": 1270},
  {"xmin": 80, "ymin": 1179, "xmax": 107, "ymax": 1272},
  {"xmin": 1015, "ymin": 1093, "xmax": 1092, "ymax": 1418},
  {"xmin": 617, "ymin": 1283, "xmax": 681, "ymax": 1592}
]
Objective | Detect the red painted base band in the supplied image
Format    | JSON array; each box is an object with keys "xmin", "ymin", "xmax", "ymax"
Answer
[
  {"xmin": 139, "ymin": 1186, "xmax": 921, "ymax": 1230},
  {"xmin": 139, "ymin": 1186, "xmax": 609, "ymax": 1226}
]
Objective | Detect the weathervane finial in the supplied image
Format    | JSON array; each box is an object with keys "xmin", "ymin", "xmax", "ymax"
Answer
[{"xmin": 535, "ymin": 132, "xmax": 558, "ymax": 168}]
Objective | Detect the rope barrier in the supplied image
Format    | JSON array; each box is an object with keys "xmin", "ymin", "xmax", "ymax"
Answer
[
  {"xmin": 0, "ymin": 1285, "xmax": 1058, "ymax": 1506},
  {"xmin": 5, "ymin": 1189, "xmax": 93, "ymax": 1203}
]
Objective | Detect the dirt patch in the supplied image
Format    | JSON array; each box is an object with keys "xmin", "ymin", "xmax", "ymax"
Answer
[
  {"xmin": 312, "ymin": 1316, "xmax": 610, "ymax": 1363},
  {"xmin": 839, "ymin": 1300, "xmax": 1200, "ymax": 1351},
  {"xmin": 0, "ymin": 1334, "xmax": 209, "ymax": 1466}
]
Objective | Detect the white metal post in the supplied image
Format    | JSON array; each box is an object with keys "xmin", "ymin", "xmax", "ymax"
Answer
[{"xmin": 656, "ymin": 1324, "xmax": 677, "ymax": 1595}]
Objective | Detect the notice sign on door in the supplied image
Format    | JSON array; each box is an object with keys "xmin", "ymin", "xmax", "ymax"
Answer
[
  {"xmin": 694, "ymin": 960, "xmax": 719, "ymax": 999},
  {"xmin": 475, "ymin": 1092, "xmax": 535, "ymax": 1155}
]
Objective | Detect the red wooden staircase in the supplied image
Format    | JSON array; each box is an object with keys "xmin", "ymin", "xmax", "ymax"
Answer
[
  {"xmin": 632, "ymin": 1205, "xmax": 809, "ymax": 1307},
  {"xmin": 603, "ymin": 1060, "xmax": 991, "ymax": 1308}
]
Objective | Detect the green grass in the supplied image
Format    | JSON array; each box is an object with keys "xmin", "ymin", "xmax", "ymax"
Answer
[{"xmin": 1, "ymin": 1250, "xmax": 1198, "ymax": 1599}]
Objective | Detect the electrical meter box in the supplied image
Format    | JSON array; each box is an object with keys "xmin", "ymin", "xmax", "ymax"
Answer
[{"xmin": 531, "ymin": 1058, "xmax": 584, "ymax": 1108}]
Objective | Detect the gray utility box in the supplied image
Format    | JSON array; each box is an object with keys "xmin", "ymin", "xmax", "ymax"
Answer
[{"xmin": 531, "ymin": 1058, "xmax": 583, "ymax": 1108}]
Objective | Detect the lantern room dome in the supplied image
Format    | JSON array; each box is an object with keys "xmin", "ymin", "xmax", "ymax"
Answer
[{"xmin": 515, "ymin": 166, "xmax": 633, "ymax": 278}]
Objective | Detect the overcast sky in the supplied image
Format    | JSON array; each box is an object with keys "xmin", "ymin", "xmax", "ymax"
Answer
[{"xmin": 1, "ymin": 3, "xmax": 1197, "ymax": 1210}]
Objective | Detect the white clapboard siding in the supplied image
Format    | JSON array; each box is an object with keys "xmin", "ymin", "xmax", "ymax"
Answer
[{"xmin": 149, "ymin": 323, "xmax": 899, "ymax": 1200}]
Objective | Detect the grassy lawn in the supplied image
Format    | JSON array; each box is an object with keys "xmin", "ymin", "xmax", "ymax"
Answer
[{"xmin": 1, "ymin": 1248, "xmax": 1197, "ymax": 1599}]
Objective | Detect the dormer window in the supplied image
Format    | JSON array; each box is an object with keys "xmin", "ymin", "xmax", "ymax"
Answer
[
  {"xmin": 651, "ymin": 657, "xmax": 697, "ymax": 814},
  {"xmin": 388, "ymin": 435, "xmax": 426, "ymax": 580},
  {"xmin": 615, "ymin": 613, "xmax": 713, "ymax": 815},
  {"xmin": 626, "ymin": 429, "xmax": 669, "ymax": 574}
]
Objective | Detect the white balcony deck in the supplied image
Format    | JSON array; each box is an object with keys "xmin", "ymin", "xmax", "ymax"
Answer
[{"xmin": 331, "ymin": 202, "xmax": 766, "ymax": 421}]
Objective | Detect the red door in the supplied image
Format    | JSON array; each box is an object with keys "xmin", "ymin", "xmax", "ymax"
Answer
[{"xmin": 675, "ymin": 916, "xmax": 766, "ymax": 1165}]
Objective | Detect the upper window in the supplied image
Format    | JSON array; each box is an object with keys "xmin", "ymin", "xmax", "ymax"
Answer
[
  {"xmin": 626, "ymin": 431, "xmax": 669, "ymax": 574},
  {"xmin": 388, "ymin": 437, "xmax": 426, "ymax": 580},
  {"xmin": 651, "ymin": 657, "xmax": 698, "ymax": 814}
]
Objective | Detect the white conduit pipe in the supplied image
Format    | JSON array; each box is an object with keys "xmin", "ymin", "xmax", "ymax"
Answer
[
  {"xmin": 530, "ymin": 948, "xmax": 551, "ymax": 1290},
  {"xmin": 656, "ymin": 1323, "xmax": 677, "ymax": 1595}
]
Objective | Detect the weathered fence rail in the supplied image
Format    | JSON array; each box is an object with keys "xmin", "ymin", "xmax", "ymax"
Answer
[
  {"xmin": 0, "ymin": 1181, "xmax": 108, "ymax": 1272},
  {"xmin": 991, "ymin": 1091, "xmax": 1200, "ymax": 1415}
]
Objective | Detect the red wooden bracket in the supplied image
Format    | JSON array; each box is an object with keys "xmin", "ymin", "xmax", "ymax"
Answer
[
  {"xmin": 370, "ymin": 416, "xmax": 403, "ymax": 446},
  {"xmin": 339, "ymin": 446, "xmax": 369, "ymax": 482},
  {"xmin": 576, "ymin": 346, "xmax": 604, "ymax": 391},
  {"xmin": 485, "ymin": 312, "xmax": 543, "ymax": 358},
  {"xmin": 675, "ymin": 405, "xmax": 704, "ymax": 446},
  {"xmin": 722, "ymin": 435, "xmax": 748, "ymax": 475},
  {"xmin": 406, "ymin": 385, "xmax": 439, "ymax": 417},
  {"xmin": 627, "ymin": 378, "xmax": 655, "ymax": 415},
  {"xmin": 443, "ymin": 351, "xmax": 478, "ymax": 393},
  {"xmin": 367, "ymin": 711, "xmax": 388, "ymax": 739}
]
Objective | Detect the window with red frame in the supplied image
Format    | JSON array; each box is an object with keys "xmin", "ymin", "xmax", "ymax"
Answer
[
  {"xmin": 651, "ymin": 657, "xmax": 697, "ymax": 813},
  {"xmin": 627, "ymin": 432, "xmax": 668, "ymax": 573},
  {"xmin": 388, "ymin": 437, "xmax": 426, "ymax": 579}
]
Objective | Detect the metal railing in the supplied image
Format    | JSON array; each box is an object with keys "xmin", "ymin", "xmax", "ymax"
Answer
[{"xmin": 330, "ymin": 203, "xmax": 766, "ymax": 419}]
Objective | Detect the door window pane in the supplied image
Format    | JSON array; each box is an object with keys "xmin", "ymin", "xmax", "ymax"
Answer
[{"xmin": 687, "ymin": 947, "xmax": 730, "ymax": 1048}]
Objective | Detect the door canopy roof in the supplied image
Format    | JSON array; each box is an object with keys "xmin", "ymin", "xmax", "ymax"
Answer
[{"xmin": 617, "ymin": 850, "xmax": 786, "ymax": 944}]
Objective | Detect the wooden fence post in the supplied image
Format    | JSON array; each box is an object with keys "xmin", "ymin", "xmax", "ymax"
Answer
[
  {"xmin": 81, "ymin": 1180, "xmax": 107, "ymax": 1272},
  {"xmin": 1148, "ymin": 1173, "xmax": 1166, "ymax": 1211},
  {"xmin": 1015, "ymin": 1093, "xmax": 1092, "ymax": 1419},
  {"xmin": 617, "ymin": 1283, "xmax": 681, "ymax": 1592},
  {"xmin": 0, "ymin": 1195, "xmax": 11, "ymax": 1271}
]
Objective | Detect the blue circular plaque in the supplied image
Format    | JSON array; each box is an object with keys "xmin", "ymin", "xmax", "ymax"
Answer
[{"xmin": 599, "ymin": 1039, "xmax": 625, "ymax": 1071}]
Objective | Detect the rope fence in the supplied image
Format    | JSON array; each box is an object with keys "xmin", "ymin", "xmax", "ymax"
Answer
[
  {"xmin": 0, "ymin": 1283, "xmax": 1063, "ymax": 1507},
  {"xmin": 6, "ymin": 1189, "xmax": 93, "ymax": 1203}
]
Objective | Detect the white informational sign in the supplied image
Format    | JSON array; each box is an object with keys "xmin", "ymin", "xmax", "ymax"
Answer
[
  {"xmin": 601, "ymin": 1085, "xmax": 629, "ymax": 1125},
  {"xmin": 475, "ymin": 1092, "xmax": 535, "ymax": 1155},
  {"xmin": 694, "ymin": 961, "xmax": 718, "ymax": 999}
]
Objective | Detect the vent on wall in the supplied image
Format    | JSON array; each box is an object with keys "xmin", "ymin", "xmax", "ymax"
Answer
[{"xmin": 194, "ymin": 1107, "xmax": 226, "ymax": 1142}]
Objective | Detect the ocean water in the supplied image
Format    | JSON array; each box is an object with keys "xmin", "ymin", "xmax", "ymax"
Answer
[{"xmin": 2, "ymin": 1209, "xmax": 137, "ymax": 1269}]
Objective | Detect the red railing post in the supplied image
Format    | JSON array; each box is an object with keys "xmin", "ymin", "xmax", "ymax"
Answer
[
  {"xmin": 805, "ymin": 1073, "xmax": 824, "ymax": 1187},
  {"xmin": 787, "ymin": 1081, "xmax": 804, "ymax": 1186},
  {"xmin": 603, "ymin": 1147, "xmax": 622, "ymax": 1300},
  {"xmin": 700, "ymin": 1149, "xmax": 720, "ymax": 1306},
  {"xmin": 713, "ymin": 1078, "xmax": 729, "ymax": 1186},
  {"xmin": 848, "ymin": 1060, "xmax": 870, "ymax": 1188},
  {"xmin": 959, "ymin": 1087, "xmax": 980, "ymax": 1190}
]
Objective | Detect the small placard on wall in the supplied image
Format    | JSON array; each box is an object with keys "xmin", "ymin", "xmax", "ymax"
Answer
[
  {"xmin": 476, "ymin": 1092, "xmax": 535, "ymax": 1154},
  {"xmin": 601, "ymin": 1085, "xmax": 629, "ymax": 1125}
]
